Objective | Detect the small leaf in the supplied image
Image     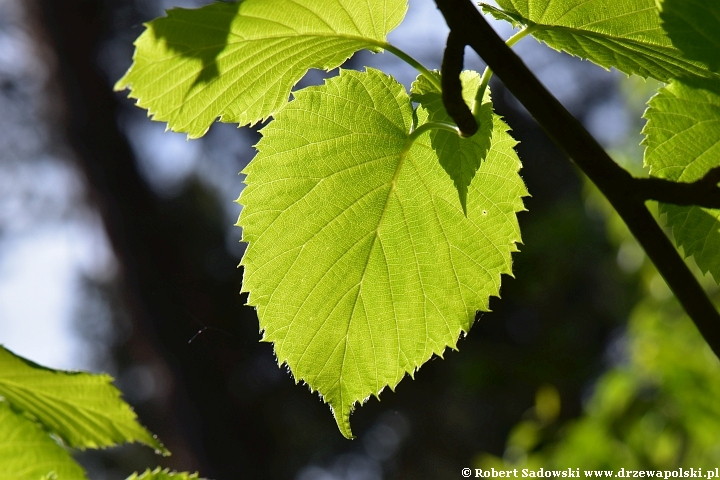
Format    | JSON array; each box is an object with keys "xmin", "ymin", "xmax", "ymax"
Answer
[
  {"xmin": 115, "ymin": 0, "xmax": 407, "ymax": 138},
  {"xmin": 659, "ymin": 0, "xmax": 720, "ymax": 74},
  {"xmin": 238, "ymin": 68, "xmax": 527, "ymax": 437},
  {"xmin": 481, "ymin": 0, "xmax": 716, "ymax": 82},
  {"xmin": 0, "ymin": 401, "xmax": 87, "ymax": 480},
  {"xmin": 0, "ymin": 346, "xmax": 166, "ymax": 453},
  {"xmin": 127, "ymin": 468, "xmax": 207, "ymax": 480},
  {"xmin": 411, "ymin": 70, "xmax": 494, "ymax": 214},
  {"xmin": 643, "ymin": 78, "xmax": 720, "ymax": 282}
]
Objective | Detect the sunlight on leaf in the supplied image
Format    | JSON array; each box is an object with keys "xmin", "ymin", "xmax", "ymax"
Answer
[
  {"xmin": 237, "ymin": 68, "xmax": 527, "ymax": 438},
  {"xmin": 411, "ymin": 70, "xmax": 494, "ymax": 214},
  {"xmin": 482, "ymin": 0, "xmax": 715, "ymax": 82},
  {"xmin": 115, "ymin": 0, "xmax": 407, "ymax": 138},
  {"xmin": 0, "ymin": 401, "xmax": 87, "ymax": 480},
  {"xmin": 127, "ymin": 468, "xmax": 207, "ymax": 480},
  {"xmin": 0, "ymin": 346, "xmax": 165, "ymax": 453}
]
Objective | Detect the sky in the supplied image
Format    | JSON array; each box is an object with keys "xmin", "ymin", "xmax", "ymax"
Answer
[{"xmin": 0, "ymin": 0, "xmax": 114, "ymax": 370}]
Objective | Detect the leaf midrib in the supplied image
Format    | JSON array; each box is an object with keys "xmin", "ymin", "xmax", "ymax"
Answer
[
  {"xmin": 533, "ymin": 24, "xmax": 698, "ymax": 63},
  {"xmin": 139, "ymin": 33, "xmax": 388, "ymax": 65},
  {"xmin": 278, "ymin": 127, "xmax": 412, "ymax": 406}
]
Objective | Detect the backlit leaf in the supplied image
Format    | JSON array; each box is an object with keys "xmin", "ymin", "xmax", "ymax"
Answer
[
  {"xmin": 643, "ymin": 78, "xmax": 720, "ymax": 282},
  {"xmin": 481, "ymin": 0, "xmax": 715, "ymax": 82},
  {"xmin": 0, "ymin": 401, "xmax": 86, "ymax": 480},
  {"xmin": 127, "ymin": 468, "xmax": 207, "ymax": 480},
  {"xmin": 660, "ymin": 0, "xmax": 720, "ymax": 74},
  {"xmin": 0, "ymin": 346, "xmax": 165, "ymax": 452},
  {"xmin": 237, "ymin": 68, "xmax": 527, "ymax": 437},
  {"xmin": 115, "ymin": 0, "xmax": 407, "ymax": 137},
  {"xmin": 411, "ymin": 70, "xmax": 494, "ymax": 215}
]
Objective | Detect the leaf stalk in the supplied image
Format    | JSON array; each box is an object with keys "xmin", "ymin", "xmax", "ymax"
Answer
[
  {"xmin": 381, "ymin": 42, "xmax": 442, "ymax": 91},
  {"xmin": 401, "ymin": 121, "xmax": 459, "ymax": 157},
  {"xmin": 472, "ymin": 26, "xmax": 535, "ymax": 118}
]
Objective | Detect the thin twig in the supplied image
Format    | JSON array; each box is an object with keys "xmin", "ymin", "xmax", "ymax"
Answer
[{"xmin": 441, "ymin": 31, "xmax": 477, "ymax": 136}]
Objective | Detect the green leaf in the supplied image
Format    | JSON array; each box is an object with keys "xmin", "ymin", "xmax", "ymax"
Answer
[
  {"xmin": 411, "ymin": 70, "xmax": 494, "ymax": 214},
  {"xmin": 237, "ymin": 68, "xmax": 527, "ymax": 438},
  {"xmin": 115, "ymin": 0, "xmax": 407, "ymax": 138},
  {"xmin": 481, "ymin": 0, "xmax": 714, "ymax": 82},
  {"xmin": 0, "ymin": 346, "xmax": 166, "ymax": 453},
  {"xmin": 127, "ymin": 468, "xmax": 207, "ymax": 480},
  {"xmin": 643, "ymin": 78, "xmax": 720, "ymax": 281},
  {"xmin": 659, "ymin": 0, "xmax": 720, "ymax": 74},
  {"xmin": 0, "ymin": 401, "xmax": 86, "ymax": 480}
]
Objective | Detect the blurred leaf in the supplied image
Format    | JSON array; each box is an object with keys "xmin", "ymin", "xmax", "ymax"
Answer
[
  {"xmin": 535, "ymin": 384, "xmax": 561, "ymax": 424},
  {"xmin": 0, "ymin": 401, "xmax": 86, "ymax": 480},
  {"xmin": 127, "ymin": 468, "xmax": 207, "ymax": 480},
  {"xmin": 0, "ymin": 346, "xmax": 165, "ymax": 452}
]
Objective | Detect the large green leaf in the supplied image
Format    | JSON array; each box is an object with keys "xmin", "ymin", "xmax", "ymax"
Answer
[
  {"xmin": 659, "ymin": 0, "xmax": 720, "ymax": 74},
  {"xmin": 237, "ymin": 68, "xmax": 527, "ymax": 438},
  {"xmin": 115, "ymin": 0, "xmax": 406, "ymax": 138},
  {"xmin": 481, "ymin": 0, "xmax": 714, "ymax": 82},
  {"xmin": 411, "ymin": 71, "xmax": 494, "ymax": 215},
  {"xmin": 0, "ymin": 401, "xmax": 86, "ymax": 480},
  {"xmin": 0, "ymin": 346, "xmax": 165, "ymax": 452},
  {"xmin": 643, "ymin": 78, "xmax": 720, "ymax": 281}
]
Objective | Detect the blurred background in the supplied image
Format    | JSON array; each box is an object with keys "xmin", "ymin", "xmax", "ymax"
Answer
[{"xmin": 1, "ymin": 0, "xmax": 719, "ymax": 478}]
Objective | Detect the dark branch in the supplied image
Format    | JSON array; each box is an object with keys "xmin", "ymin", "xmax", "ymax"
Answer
[
  {"xmin": 433, "ymin": 0, "xmax": 720, "ymax": 357},
  {"xmin": 441, "ymin": 30, "xmax": 478, "ymax": 136},
  {"xmin": 635, "ymin": 166, "xmax": 720, "ymax": 207}
]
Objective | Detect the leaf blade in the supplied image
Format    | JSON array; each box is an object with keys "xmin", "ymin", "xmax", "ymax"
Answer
[
  {"xmin": 0, "ymin": 401, "xmax": 87, "ymax": 480},
  {"xmin": 643, "ymin": 78, "xmax": 720, "ymax": 282},
  {"xmin": 411, "ymin": 70, "xmax": 494, "ymax": 214},
  {"xmin": 0, "ymin": 346, "xmax": 165, "ymax": 452},
  {"xmin": 237, "ymin": 68, "xmax": 527, "ymax": 437},
  {"xmin": 127, "ymin": 468, "xmax": 207, "ymax": 480},
  {"xmin": 482, "ymin": 0, "xmax": 715, "ymax": 82},
  {"xmin": 115, "ymin": 0, "xmax": 407, "ymax": 138}
]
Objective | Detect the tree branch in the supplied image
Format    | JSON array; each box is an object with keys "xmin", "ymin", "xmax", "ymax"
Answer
[
  {"xmin": 635, "ymin": 166, "xmax": 720, "ymax": 207},
  {"xmin": 433, "ymin": 0, "xmax": 720, "ymax": 357}
]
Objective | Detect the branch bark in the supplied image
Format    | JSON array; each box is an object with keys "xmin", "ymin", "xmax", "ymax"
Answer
[
  {"xmin": 433, "ymin": 0, "xmax": 720, "ymax": 356},
  {"xmin": 635, "ymin": 166, "xmax": 720, "ymax": 207}
]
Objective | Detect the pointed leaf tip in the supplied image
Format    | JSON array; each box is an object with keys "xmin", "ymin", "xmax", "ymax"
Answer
[{"xmin": 411, "ymin": 70, "xmax": 494, "ymax": 213}]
